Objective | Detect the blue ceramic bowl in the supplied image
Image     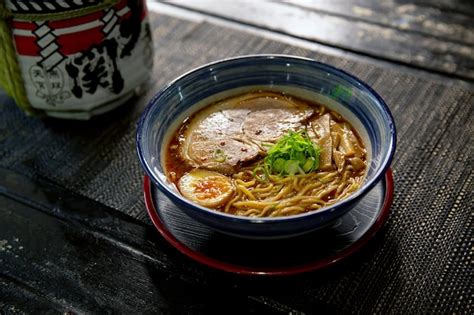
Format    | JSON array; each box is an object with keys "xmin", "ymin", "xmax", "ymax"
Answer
[{"xmin": 137, "ymin": 55, "xmax": 396, "ymax": 239}]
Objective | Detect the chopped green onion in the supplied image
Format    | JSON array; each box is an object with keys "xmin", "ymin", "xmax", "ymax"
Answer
[
  {"xmin": 284, "ymin": 160, "xmax": 300, "ymax": 175},
  {"xmin": 273, "ymin": 158, "xmax": 286, "ymax": 173},
  {"xmin": 302, "ymin": 158, "xmax": 314, "ymax": 172},
  {"xmin": 261, "ymin": 130, "xmax": 321, "ymax": 176},
  {"xmin": 213, "ymin": 149, "xmax": 226, "ymax": 163}
]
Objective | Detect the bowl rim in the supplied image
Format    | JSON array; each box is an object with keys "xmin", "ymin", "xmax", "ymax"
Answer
[
  {"xmin": 137, "ymin": 54, "xmax": 397, "ymax": 224},
  {"xmin": 143, "ymin": 169, "xmax": 394, "ymax": 275}
]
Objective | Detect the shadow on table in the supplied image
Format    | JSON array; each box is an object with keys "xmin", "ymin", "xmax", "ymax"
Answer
[
  {"xmin": 144, "ymin": 225, "xmax": 402, "ymax": 312},
  {"xmin": 41, "ymin": 94, "xmax": 139, "ymax": 130},
  {"xmin": 1, "ymin": 93, "xmax": 143, "ymax": 193}
]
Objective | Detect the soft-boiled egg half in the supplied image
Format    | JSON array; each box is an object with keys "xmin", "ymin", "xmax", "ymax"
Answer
[{"xmin": 177, "ymin": 169, "xmax": 235, "ymax": 208}]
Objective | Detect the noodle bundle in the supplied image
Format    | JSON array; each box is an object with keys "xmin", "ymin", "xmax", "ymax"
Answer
[
  {"xmin": 226, "ymin": 165, "xmax": 363, "ymax": 217},
  {"xmin": 166, "ymin": 91, "xmax": 367, "ymax": 218}
]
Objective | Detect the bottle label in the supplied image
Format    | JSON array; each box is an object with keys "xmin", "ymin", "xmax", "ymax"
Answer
[{"xmin": 9, "ymin": 0, "xmax": 153, "ymax": 114}]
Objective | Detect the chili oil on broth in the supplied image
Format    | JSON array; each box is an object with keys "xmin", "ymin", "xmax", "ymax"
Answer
[{"xmin": 165, "ymin": 90, "xmax": 367, "ymax": 217}]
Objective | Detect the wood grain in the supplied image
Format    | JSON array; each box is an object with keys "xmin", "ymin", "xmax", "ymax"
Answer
[
  {"xmin": 285, "ymin": 0, "xmax": 474, "ymax": 45},
  {"xmin": 411, "ymin": 0, "xmax": 474, "ymax": 15},
  {"xmin": 0, "ymin": 168, "xmax": 290, "ymax": 313},
  {"xmin": 1, "ymin": 7, "xmax": 472, "ymax": 314},
  {"xmin": 167, "ymin": 0, "xmax": 474, "ymax": 81}
]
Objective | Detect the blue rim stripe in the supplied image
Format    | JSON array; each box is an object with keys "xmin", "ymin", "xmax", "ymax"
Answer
[{"xmin": 136, "ymin": 54, "xmax": 396, "ymax": 226}]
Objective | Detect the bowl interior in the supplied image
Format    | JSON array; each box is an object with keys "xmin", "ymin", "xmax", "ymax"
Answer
[{"xmin": 137, "ymin": 55, "xmax": 396, "ymax": 221}]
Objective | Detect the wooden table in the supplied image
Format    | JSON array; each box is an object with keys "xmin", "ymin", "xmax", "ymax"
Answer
[
  {"xmin": 158, "ymin": 0, "xmax": 474, "ymax": 85},
  {"xmin": 1, "ymin": 1, "xmax": 472, "ymax": 313}
]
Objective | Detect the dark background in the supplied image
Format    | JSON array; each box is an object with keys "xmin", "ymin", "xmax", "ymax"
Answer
[{"xmin": 1, "ymin": 1, "xmax": 472, "ymax": 313}]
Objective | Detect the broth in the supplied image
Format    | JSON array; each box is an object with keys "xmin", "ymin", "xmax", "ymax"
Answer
[{"xmin": 165, "ymin": 90, "xmax": 367, "ymax": 217}]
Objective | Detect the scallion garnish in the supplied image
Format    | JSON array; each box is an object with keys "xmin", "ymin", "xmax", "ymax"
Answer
[
  {"xmin": 213, "ymin": 149, "xmax": 226, "ymax": 163},
  {"xmin": 262, "ymin": 130, "xmax": 321, "ymax": 176}
]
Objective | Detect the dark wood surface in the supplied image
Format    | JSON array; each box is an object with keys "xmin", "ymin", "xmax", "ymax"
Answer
[
  {"xmin": 1, "ymin": 1, "xmax": 473, "ymax": 313},
  {"xmin": 0, "ymin": 168, "xmax": 284, "ymax": 314},
  {"xmin": 164, "ymin": 0, "xmax": 474, "ymax": 82}
]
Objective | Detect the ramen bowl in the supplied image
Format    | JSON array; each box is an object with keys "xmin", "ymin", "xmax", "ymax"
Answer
[{"xmin": 137, "ymin": 55, "xmax": 396, "ymax": 239}]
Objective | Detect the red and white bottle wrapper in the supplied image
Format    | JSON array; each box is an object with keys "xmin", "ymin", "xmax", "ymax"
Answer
[{"xmin": 8, "ymin": 0, "xmax": 153, "ymax": 119}]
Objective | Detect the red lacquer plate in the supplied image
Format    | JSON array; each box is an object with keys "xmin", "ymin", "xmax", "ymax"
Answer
[{"xmin": 144, "ymin": 169, "xmax": 393, "ymax": 276}]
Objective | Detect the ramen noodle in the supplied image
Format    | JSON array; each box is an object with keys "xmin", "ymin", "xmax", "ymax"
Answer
[{"xmin": 166, "ymin": 91, "xmax": 367, "ymax": 217}]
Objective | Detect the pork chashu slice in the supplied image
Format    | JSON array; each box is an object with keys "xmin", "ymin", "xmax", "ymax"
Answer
[{"xmin": 180, "ymin": 92, "xmax": 314, "ymax": 174}]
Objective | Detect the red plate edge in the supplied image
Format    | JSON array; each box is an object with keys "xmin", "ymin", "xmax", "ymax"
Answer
[{"xmin": 144, "ymin": 169, "xmax": 394, "ymax": 276}]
